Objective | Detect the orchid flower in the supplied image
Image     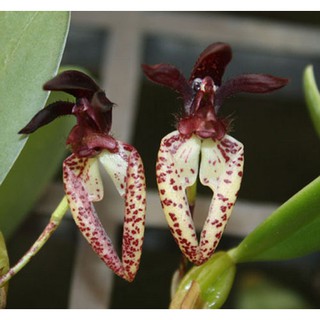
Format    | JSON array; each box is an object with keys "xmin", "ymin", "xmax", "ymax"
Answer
[
  {"xmin": 142, "ymin": 42, "xmax": 288, "ymax": 265},
  {"xmin": 2, "ymin": 71, "xmax": 146, "ymax": 283}
]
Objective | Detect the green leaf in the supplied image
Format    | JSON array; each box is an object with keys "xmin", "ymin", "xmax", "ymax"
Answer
[
  {"xmin": 234, "ymin": 271, "xmax": 311, "ymax": 309},
  {"xmin": 0, "ymin": 110, "xmax": 74, "ymax": 239},
  {"xmin": 170, "ymin": 252, "xmax": 236, "ymax": 309},
  {"xmin": 303, "ymin": 65, "xmax": 320, "ymax": 139},
  {"xmin": 0, "ymin": 67, "xmax": 90, "ymax": 239},
  {"xmin": 229, "ymin": 177, "xmax": 320, "ymax": 262},
  {"xmin": 0, "ymin": 11, "xmax": 70, "ymax": 185},
  {"xmin": 0, "ymin": 232, "xmax": 9, "ymax": 308}
]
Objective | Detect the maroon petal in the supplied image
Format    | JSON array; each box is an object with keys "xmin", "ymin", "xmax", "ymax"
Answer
[
  {"xmin": 142, "ymin": 63, "xmax": 193, "ymax": 104},
  {"xmin": 190, "ymin": 43, "xmax": 232, "ymax": 86},
  {"xmin": 43, "ymin": 70, "xmax": 101, "ymax": 99},
  {"xmin": 19, "ymin": 101, "xmax": 74, "ymax": 134},
  {"xmin": 215, "ymin": 74, "xmax": 289, "ymax": 108}
]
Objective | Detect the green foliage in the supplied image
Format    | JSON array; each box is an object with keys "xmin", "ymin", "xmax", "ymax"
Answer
[
  {"xmin": 170, "ymin": 252, "xmax": 235, "ymax": 308},
  {"xmin": 303, "ymin": 65, "xmax": 320, "ymax": 139},
  {"xmin": 0, "ymin": 232, "xmax": 9, "ymax": 308},
  {"xmin": 0, "ymin": 12, "xmax": 71, "ymax": 239},
  {"xmin": 234, "ymin": 271, "xmax": 311, "ymax": 309},
  {"xmin": 0, "ymin": 112, "xmax": 74, "ymax": 239},
  {"xmin": 0, "ymin": 12, "xmax": 70, "ymax": 185},
  {"xmin": 227, "ymin": 67, "xmax": 320, "ymax": 263},
  {"xmin": 229, "ymin": 177, "xmax": 320, "ymax": 262}
]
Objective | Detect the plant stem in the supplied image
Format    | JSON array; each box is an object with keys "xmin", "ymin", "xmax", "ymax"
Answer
[{"xmin": 0, "ymin": 196, "xmax": 69, "ymax": 287}]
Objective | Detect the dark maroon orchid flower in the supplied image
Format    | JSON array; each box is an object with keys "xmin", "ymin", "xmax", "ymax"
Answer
[
  {"xmin": 142, "ymin": 42, "xmax": 288, "ymax": 265},
  {"xmin": 19, "ymin": 70, "xmax": 146, "ymax": 281}
]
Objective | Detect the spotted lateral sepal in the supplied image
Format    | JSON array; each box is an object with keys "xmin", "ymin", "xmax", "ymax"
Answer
[{"xmin": 156, "ymin": 130, "xmax": 243, "ymax": 265}]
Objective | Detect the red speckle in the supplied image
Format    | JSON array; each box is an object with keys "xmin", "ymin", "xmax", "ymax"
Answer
[
  {"xmin": 217, "ymin": 193, "xmax": 228, "ymax": 202},
  {"xmin": 220, "ymin": 206, "xmax": 227, "ymax": 213},
  {"xmin": 163, "ymin": 198, "xmax": 173, "ymax": 206},
  {"xmin": 215, "ymin": 232, "xmax": 222, "ymax": 239},
  {"xmin": 211, "ymin": 219, "xmax": 219, "ymax": 225},
  {"xmin": 217, "ymin": 144, "xmax": 230, "ymax": 162}
]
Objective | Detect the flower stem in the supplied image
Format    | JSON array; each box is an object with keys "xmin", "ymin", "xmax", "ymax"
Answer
[{"xmin": 0, "ymin": 196, "xmax": 69, "ymax": 287}]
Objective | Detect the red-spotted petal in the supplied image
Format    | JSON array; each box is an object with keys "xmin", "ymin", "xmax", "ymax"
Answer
[
  {"xmin": 99, "ymin": 142, "xmax": 146, "ymax": 281},
  {"xmin": 63, "ymin": 155, "xmax": 124, "ymax": 278},
  {"xmin": 156, "ymin": 131, "xmax": 201, "ymax": 263},
  {"xmin": 156, "ymin": 131, "xmax": 244, "ymax": 265},
  {"xmin": 198, "ymin": 135, "xmax": 244, "ymax": 264},
  {"xmin": 63, "ymin": 144, "xmax": 146, "ymax": 282}
]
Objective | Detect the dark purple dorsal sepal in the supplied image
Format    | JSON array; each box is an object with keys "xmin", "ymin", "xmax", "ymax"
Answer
[
  {"xmin": 189, "ymin": 42, "xmax": 232, "ymax": 86},
  {"xmin": 43, "ymin": 70, "xmax": 101, "ymax": 100}
]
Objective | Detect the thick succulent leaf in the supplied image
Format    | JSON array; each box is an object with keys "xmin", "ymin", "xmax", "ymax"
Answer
[
  {"xmin": 63, "ymin": 154, "xmax": 125, "ymax": 279},
  {"xmin": 0, "ymin": 11, "xmax": 70, "ymax": 185},
  {"xmin": 0, "ymin": 107, "xmax": 74, "ymax": 239},
  {"xmin": 190, "ymin": 42, "xmax": 232, "ymax": 86},
  {"xmin": 170, "ymin": 251, "xmax": 236, "ymax": 309},
  {"xmin": 141, "ymin": 63, "xmax": 193, "ymax": 104},
  {"xmin": 229, "ymin": 176, "xmax": 320, "ymax": 262},
  {"xmin": 99, "ymin": 142, "xmax": 147, "ymax": 281},
  {"xmin": 0, "ymin": 67, "xmax": 93, "ymax": 240},
  {"xmin": 156, "ymin": 131, "xmax": 201, "ymax": 264},
  {"xmin": 0, "ymin": 232, "xmax": 9, "ymax": 308},
  {"xmin": 198, "ymin": 135, "xmax": 244, "ymax": 263},
  {"xmin": 303, "ymin": 65, "xmax": 320, "ymax": 139},
  {"xmin": 0, "ymin": 66, "xmax": 78, "ymax": 239},
  {"xmin": 43, "ymin": 70, "xmax": 101, "ymax": 99}
]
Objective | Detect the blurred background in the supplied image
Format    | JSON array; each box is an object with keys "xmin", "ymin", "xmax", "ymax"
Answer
[{"xmin": 4, "ymin": 11, "xmax": 320, "ymax": 308}]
